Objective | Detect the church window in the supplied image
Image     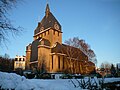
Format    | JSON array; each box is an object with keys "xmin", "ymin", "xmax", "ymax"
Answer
[
  {"xmin": 52, "ymin": 56, "xmax": 53, "ymax": 69},
  {"xmin": 58, "ymin": 56, "xmax": 60, "ymax": 69},
  {"xmin": 73, "ymin": 62, "xmax": 75, "ymax": 73},
  {"xmin": 58, "ymin": 32, "xmax": 59, "ymax": 36},
  {"xmin": 53, "ymin": 30, "xmax": 55, "ymax": 35},
  {"xmin": 63, "ymin": 57, "xmax": 64, "ymax": 69},
  {"xmin": 44, "ymin": 32, "xmax": 46, "ymax": 36}
]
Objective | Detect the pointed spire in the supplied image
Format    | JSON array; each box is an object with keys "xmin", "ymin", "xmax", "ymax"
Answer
[{"xmin": 45, "ymin": 3, "xmax": 50, "ymax": 17}]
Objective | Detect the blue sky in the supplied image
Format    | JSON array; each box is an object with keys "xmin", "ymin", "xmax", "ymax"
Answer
[{"xmin": 0, "ymin": 0, "xmax": 120, "ymax": 67}]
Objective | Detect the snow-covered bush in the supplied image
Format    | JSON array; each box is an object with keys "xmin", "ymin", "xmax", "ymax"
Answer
[{"xmin": 0, "ymin": 71, "xmax": 26, "ymax": 90}]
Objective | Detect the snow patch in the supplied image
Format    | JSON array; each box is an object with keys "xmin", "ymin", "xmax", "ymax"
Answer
[{"xmin": 0, "ymin": 71, "xmax": 120, "ymax": 90}]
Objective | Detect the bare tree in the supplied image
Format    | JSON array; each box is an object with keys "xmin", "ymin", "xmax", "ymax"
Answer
[
  {"xmin": 88, "ymin": 49, "xmax": 97, "ymax": 64},
  {"xmin": 100, "ymin": 63, "xmax": 105, "ymax": 71},
  {"xmin": 100, "ymin": 62, "xmax": 111, "ymax": 69},
  {"xmin": 62, "ymin": 44, "xmax": 82, "ymax": 74},
  {"xmin": 104, "ymin": 62, "xmax": 111, "ymax": 69},
  {"xmin": 0, "ymin": 0, "xmax": 22, "ymax": 45},
  {"xmin": 100, "ymin": 62, "xmax": 111, "ymax": 75},
  {"xmin": 65, "ymin": 37, "xmax": 97, "ymax": 64}
]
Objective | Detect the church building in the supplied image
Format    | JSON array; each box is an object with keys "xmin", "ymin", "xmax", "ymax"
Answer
[{"xmin": 25, "ymin": 4, "xmax": 95, "ymax": 74}]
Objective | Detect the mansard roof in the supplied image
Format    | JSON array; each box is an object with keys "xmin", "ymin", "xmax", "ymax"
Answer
[{"xmin": 34, "ymin": 4, "xmax": 61, "ymax": 35}]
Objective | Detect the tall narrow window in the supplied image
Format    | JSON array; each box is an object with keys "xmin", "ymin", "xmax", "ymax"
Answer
[
  {"xmin": 44, "ymin": 32, "xmax": 46, "ymax": 36},
  {"xmin": 63, "ymin": 57, "xmax": 64, "ymax": 69},
  {"xmin": 58, "ymin": 56, "xmax": 60, "ymax": 69},
  {"xmin": 58, "ymin": 32, "xmax": 59, "ymax": 36},
  {"xmin": 19, "ymin": 58, "xmax": 21, "ymax": 61},
  {"xmin": 52, "ymin": 56, "xmax": 53, "ymax": 69},
  {"xmin": 54, "ymin": 30, "xmax": 55, "ymax": 35},
  {"xmin": 48, "ymin": 30, "xmax": 49, "ymax": 35}
]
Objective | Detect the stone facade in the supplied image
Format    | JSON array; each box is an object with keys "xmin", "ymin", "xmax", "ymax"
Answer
[{"xmin": 25, "ymin": 4, "xmax": 95, "ymax": 74}]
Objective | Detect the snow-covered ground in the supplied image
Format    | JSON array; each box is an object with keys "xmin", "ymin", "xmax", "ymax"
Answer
[{"xmin": 0, "ymin": 71, "xmax": 120, "ymax": 90}]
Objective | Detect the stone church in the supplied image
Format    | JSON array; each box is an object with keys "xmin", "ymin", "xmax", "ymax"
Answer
[{"xmin": 25, "ymin": 4, "xmax": 95, "ymax": 74}]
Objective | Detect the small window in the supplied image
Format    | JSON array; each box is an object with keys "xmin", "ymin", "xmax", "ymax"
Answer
[
  {"xmin": 15, "ymin": 58, "xmax": 17, "ymax": 61},
  {"xmin": 19, "ymin": 58, "xmax": 21, "ymax": 61}
]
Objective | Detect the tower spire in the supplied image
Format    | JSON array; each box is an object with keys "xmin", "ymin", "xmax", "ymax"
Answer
[{"xmin": 45, "ymin": 3, "xmax": 50, "ymax": 17}]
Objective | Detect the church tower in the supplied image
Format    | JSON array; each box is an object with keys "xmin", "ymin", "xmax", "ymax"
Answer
[
  {"xmin": 34, "ymin": 4, "xmax": 62, "ymax": 46},
  {"xmin": 25, "ymin": 3, "xmax": 95, "ymax": 74},
  {"xmin": 26, "ymin": 4, "xmax": 63, "ymax": 71}
]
